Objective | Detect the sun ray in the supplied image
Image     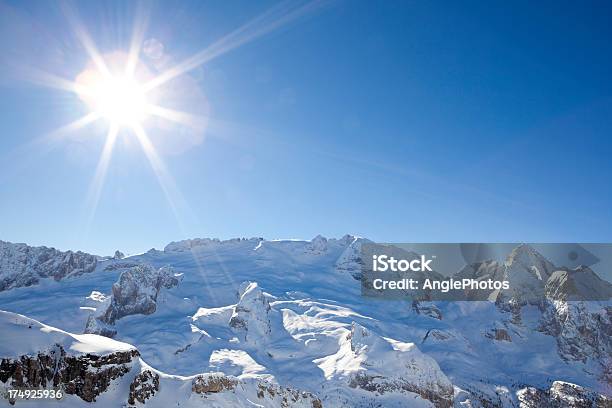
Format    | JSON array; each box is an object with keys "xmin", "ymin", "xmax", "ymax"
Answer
[
  {"xmin": 146, "ymin": 104, "xmax": 208, "ymax": 130},
  {"xmin": 85, "ymin": 123, "xmax": 119, "ymax": 229},
  {"xmin": 189, "ymin": 248, "xmax": 221, "ymax": 305},
  {"xmin": 13, "ymin": 64, "xmax": 93, "ymax": 96},
  {"xmin": 125, "ymin": 2, "xmax": 150, "ymax": 78},
  {"xmin": 60, "ymin": 1, "xmax": 111, "ymax": 78},
  {"xmin": 131, "ymin": 123, "xmax": 189, "ymax": 231},
  {"xmin": 45, "ymin": 111, "xmax": 102, "ymax": 143},
  {"xmin": 6, "ymin": 111, "xmax": 102, "ymax": 157},
  {"xmin": 143, "ymin": 0, "xmax": 328, "ymax": 92}
]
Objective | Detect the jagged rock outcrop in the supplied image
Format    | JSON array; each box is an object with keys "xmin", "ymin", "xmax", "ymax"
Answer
[
  {"xmin": 454, "ymin": 259, "xmax": 506, "ymax": 301},
  {"xmin": 127, "ymin": 369, "xmax": 160, "ymax": 406},
  {"xmin": 84, "ymin": 314, "xmax": 117, "ymax": 337},
  {"xmin": 545, "ymin": 266, "xmax": 612, "ymax": 301},
  {"xmin": 485, "ymin": 327, "xmax": 512, "ymax": 342},
  {"xmin": 412, "ymin": 301, "xmax": 443, "ymax": 319},
  {"xmin": 455, "ymin": 244, "xmax": 554, "ymax": 304},
  {"xmin": 334, "ymin": 235, "xmax": 364, "ymax": 279},
  {"xmin": 539, "ymin": 301, "xmax": 612, "ymax": 365},
  {"xmin": 2, "ymin": 310, "xmax": 322, "ymax": 407},
  {"xmin": 318, "ymin": 322, "xmax": 454, "ymax": 408},
  {"xmin": 229, "ymin": 281, "xmax": 272, "ymax": 344},
  {"xmin": 192, "ymin": 373, "xmax": 239, "ymax": 393},
  {"xmin": 103, "ymin": 261, "xmax": 140, "ymax": 271},
  {"xmin": 0, "ymin": 346, "xmax": 139, "ymax": 404},
  {"xmin": 517, "ymin": 381, "xmax": 611, "ymax": 407},
  {"xmin": 192, "ymin": 373, "xmax": 322, "ymax": 407},
  {"xmin": 164, "ymin": 237, "xmax": 262, "ymax": 252},
  {"xmin": 114, "ymin": 250, "xmax": 125, "ymax": 260},
  {"xmin": 85, "ymin": 264, "xmax": 182, "ymax": 335},
  {"xmin": 422, "ymin": 329, "xmax": 454, "ymax": 344},
  {"xmin": 0, "ymin": 240, "xmax": 97, "ymax": 291},
  {"xmin": 455, "ymin": 245, "xmax": 611, "ymax": 305},
  {"xmin": 306, "ymin": 235, "xmax": 328, "ymax": 254},
  {"xmin": 454, "ymin": 245, "xmax": 612, "ymax": 375}
]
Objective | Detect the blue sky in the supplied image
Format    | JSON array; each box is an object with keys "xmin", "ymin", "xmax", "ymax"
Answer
[{"xmin": 1, "ymin": 0, "xmax": 611, "ymax": 255}]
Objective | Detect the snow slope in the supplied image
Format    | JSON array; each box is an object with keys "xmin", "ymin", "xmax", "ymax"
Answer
[{"xmin": 0, "ymin": 237, "xmax": 610, "ymax": 407}]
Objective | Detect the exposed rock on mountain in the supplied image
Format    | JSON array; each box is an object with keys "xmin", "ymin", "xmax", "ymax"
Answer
[
  {"xmin": 517, "ymin": 381, "xmax": 611, "ymax": 407},
  {"xmin": 164, "ymin": 237, "xmax": 262, "ymax": 252},
  {"xmin": 0, "ymin": 240, "xmax": 97, "ymax": 291},
  {"xmin": 334, "ymin": 235, "xmax": 364, "ymax": 279},
  {"xmin": 412, "ymin": 301, "xmax": 443, "ymax": 320},
  {"xmin": 1, "ymin": 237, "xmax": 611, "ymax": 407},
  {"xmin": 454, "ymin": 245, "xmax": 611, "ymax": 306},
  {"xmin": 0, "ymin": 311, "xmax": 138, "ymax": 404},
  {"xmin": 485, "ymin": 327, "xmax": 512, "ymax": 342},
  {"xmin": 317, "ymin": 322, "xmax": 454, "ymax": 408},
  {"xmin": 422, "ymin": 329, "xmax": 454, "ymax": 344},
  {"xmin": 539, "ymin": 300, "xmax": 612, "ymax": 365},
  {"xmin": 128, "ymin": 370, "xmax": 160, "ymax": 406},
  {"xmin": 454, "ymin": 259, "xmax": 505, "ymax": 300},
  {"xmin": 229, "ymin": 281, "xmax": 272, "ymax": 343},
  {"xmin": 191, "ymin": 373, "xmax": 322, "ymax": 407},
  {"xmin": 0, "ymin": 310, "xmax": 323, "ymax": 407},
  {"xmin": 103, "ymin": 261, "xmax": 140, "ymax": 271},
  {"xmin": 545, "ymin": 266, "xmax": 612, "ymax": 301},
  {"xmin": 1, "ymin": 348, "xmax": 138, "ymax": 404},
  {"xmin": 455, "ymin": 244, "xmax": 554, "ymax": 304},
  {"xmin": 192, "ymin": 373, "xmax": 238, "ymax": 393},
  {"xmin": 85, "ymin": 264, "xmax": 182, "ymax": 336},
  {"xmin": 306, "ymin": 235, "xmax": 328, "ymax": 254}
]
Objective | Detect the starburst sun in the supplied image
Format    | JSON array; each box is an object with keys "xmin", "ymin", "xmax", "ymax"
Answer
[
  {"xmin": 73, "ymin": 51, "xmax": 157, "ymax": 128},
  {"xmin": 26, "ymin": 0, "xmax": 324, "ymax": 230},
  {"xmin": 85, "ymin": 75, "xmax": 148, "ymax": 125}
]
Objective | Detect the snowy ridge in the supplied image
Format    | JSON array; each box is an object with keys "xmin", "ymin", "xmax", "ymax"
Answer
[
  {"xmin": 0, "ymin": 310, "xmax": 322, "ymax": 407},
  {"xmin": 0, "ymin": 240, "xmax": 97, "ymax": 292},
  {"xmin": 0, "ymin": 237, "xmax": 611, "ymax": 407},
  {"xmin": 0, "ymin": 310, "xmax": 134, "ymax": 357}
]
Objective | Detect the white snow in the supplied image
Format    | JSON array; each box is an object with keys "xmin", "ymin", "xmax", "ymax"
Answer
[{"xmin": 0, "ymin": 236, "xmax": 610, "ymax": 406}]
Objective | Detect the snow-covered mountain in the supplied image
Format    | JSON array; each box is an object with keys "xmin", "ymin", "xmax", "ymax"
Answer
[
  {"xmin": 0, "ymin": 240, "xmax": 97, "ymax": 292},
  {"xmin": 0, "ymin": 237, "xmax": 610, "ymax": 407}
]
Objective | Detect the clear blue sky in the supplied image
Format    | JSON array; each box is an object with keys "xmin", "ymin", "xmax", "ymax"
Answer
[{"xmin": 1, "ymin": 0, "xmax": 611, "ymax": 255}]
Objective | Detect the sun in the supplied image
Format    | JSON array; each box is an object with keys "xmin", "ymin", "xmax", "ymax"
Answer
[
  {"xmin": 30, "ymin": 0, "xmax": 317, "ymax": 230},
  {"xmin": 74, "ymin": 51, "xmax": 154, "ymax": 127},
  {"xmin": 88, "ymin": 76, "xmax": 148, "ymax": 125}
]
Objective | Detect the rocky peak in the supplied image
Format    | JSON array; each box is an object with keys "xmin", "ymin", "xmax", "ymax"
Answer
[
  {"xmin": 228, "ymin": 282, "xmax": 272, "ymax": 343},
  {"xmin": 348, "ymin": 322, "xmax": 386, "ymax": 353},
  {"xmin": 87, "ymin": 264, "xmax": 182, "ymax": 334},
  {"xmin": 506, "ymin": 244, "xmax": 555, "ymax": 281},
  {"xmin": 164, "ymin": 237, "xmax": 261, "ymax": 252},
  {"xmin": 329, "ymin": 322, "xmax": 454, "ymax": 407},
  {"xmin": 517, "ymin": 380, "xmax": 610, "ymax": 407},
  {"xmin": 191, "ymin": 373, "xmax": 322, "ymax": 407},
  {"xmin": 0, "ymin": 311, "xmax": 138, "ymax": 404},
  {"xmin": 545, "ymin": 266, "xmax": 612, "ymax": 301},
  {"xmin": 306, "ymin": 235, "xmax": 328, "ymax": 253},
  {"xmin": 539, "ymin": 300, "xmax": 611, "ymax": 366},
  {"xmin": 335, "ymin": 237, "xmax": 364, "ymax": 279},
  {"xmin": 0, "ymin": 240, "xmax": 97, "ymax": 292}
]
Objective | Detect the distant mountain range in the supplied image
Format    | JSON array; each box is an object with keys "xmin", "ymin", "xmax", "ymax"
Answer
[{"xmin": 0, "ymin": 237, "xmax": 610, "ymax": 407}]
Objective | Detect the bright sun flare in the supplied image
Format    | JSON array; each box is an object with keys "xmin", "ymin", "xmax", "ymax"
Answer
[
  {"xmin": 89, "ymin": 76, "xmax": 148, "ymax": 125},
  {"xmin": 32, "ymin": 0, "xmax": 315, "ymax": 229},
  {"xmin": 74, "ymin": 52, "xmax": 153, "ymax": 127}
]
